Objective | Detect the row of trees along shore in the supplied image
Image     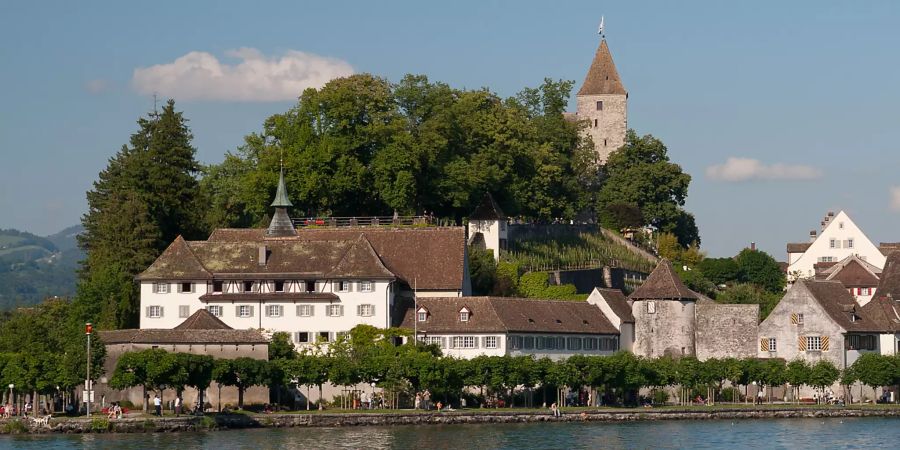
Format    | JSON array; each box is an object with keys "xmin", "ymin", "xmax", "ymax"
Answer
[
  {"xmin": 73, "ymin": 73, "xmax": 699, "ymax": 330},
  {"xmin": 107, "ymin": 327, "xmax": 900, "ymax": 410}
]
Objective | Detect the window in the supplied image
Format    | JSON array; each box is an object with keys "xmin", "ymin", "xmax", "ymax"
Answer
[
  {"xmin": 154, "ymin": 283, "xmax": 169, "ymax": 294},
  {"xmin": 452, "ymin": 336, "xmax": 477, "ymax": 349},
  {"xmin": 147, "ymin": 305, "xmax": 163, "ymax": 318},
  {"xmin": 524, "ymin": 336, "xmax": 534, "ymax": 350},
  {"xmin": 797, "ymin": 313, "xmax": 804, "ymax": 324},
  {"xmin": 509, "ymin": 335, "xmax": 523, "ymax": 350},
  {"xmin": 297, "ymin": 305, "xmax": 314, "ymax": 317},
  {"xmin": 818, "ymin": 256, "xmax": 835, "ymax": 263},
  {"xmin": 317, "ymin": 331, "xmax": 331, "ymax": 342},
  {"xmin": 806, "ymin": 336, "xmax": 822, "ymax": 351},
  {"xmin": 295, "ymin": 332, "xmax": 310, "ymax": 344},
  {"xmin": 178, "ymin": 305, "xmax": 190, "ymax": 318},
  {"xmin": 647, "ymin": 301, "xmax": 656, "ymax": 314},
  {"xmin": 829, "ymin": 239, "xmax": 837, "ymax": 249},
  {"xmin": 237, "ymin": 305, "xmax": 253, "ymax": 318},
  {"xmin": 847, "ymin": 238, "xmax": 854, "ymax": 249},
  {"xmin": 212, "ymin": 281, "xmax": 223, "ymax": 293},
  {"xmin": 768, "ymin": 338, "xmax": 777, "ymax": 352},
  {"xmin": 596, "ymin": 101, "xmax": 603, "ymax": 111},
  {"xmin": 305, "ymin": 280, "xmax": 316, "ymax": 292},
  {"xmin": 417, "ymin": 308, "xmax": 428, "ymax": 322},
  {"xmin": 545, "ymin": 337, "xmax": 555, "ymax": 350},
  {"xmin": 207, "ymin": 305, "xmax": 223, "ymax": 317},
  {"xmin": 327, "ymin": 304, "xmax": 344, "ymax": 317},
  {"xmin": 265, "ymin": 305, "xmax": 283, "ymax": 318},
  {"xmin": 243, "ymin": 281, "xmax": 254, "ymax": 292},
  {"xmin": 274, "ymin": 280, "xmax": 285, "ymax": 292},
  {"xmin": 839, "ymin": 222, "xmax": 844, "ymax": 229},
  {"xmin": 360, "ymin": 281, "xmax": 373, "ymax": 292},
  {"xmin": 336, "ymin": 331, "xmax": 349, "ymax": 341},
  {"xmin": 357, "ymin": 304, "xmax": 375, "ymax": 317},
  {"xmin": 593, "ymin": 119, "xmax": 598, "ymax": 128},
  {"xmin": 860, "ymin": 287, "xmax": 871, "ymax": 296},
  {"xmin": 484, "ymin": 336, "xmax": 498, "ymax": 349},
  {"xmin": 459, "ymin": 308, "xmax": 470, "ymax": 322},
  {"xmin": 567, "ymin": 337, "xmax": 582, "ymax": 350},
  {"xmin": 536, "ymin": 337, "xmax": 546, "ymax": 350},
  {"xmin": 557, "ymin": 337, "xmax": 566, "ymax": 350},
  {"xmin": 178, "ymin": 282, "xmax": 193, "ymax": 293},
  {"xmin": 583, "ymin": 337, "xmax": 598, "ymax": 350},
  {"xmin": 848, "ymin": 335, "xmax": 876, "ymax": 351},
  {"xmin": 336, "ymin": 281, "xmax": 350, "ymax": 292},
  {"xmin": 422, "ymin": 336, "xmax": 445, "ymax": 348}
]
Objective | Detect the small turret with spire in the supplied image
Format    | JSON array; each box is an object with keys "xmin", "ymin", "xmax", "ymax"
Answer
[{"xmin": 266, "ymin": 161, "xmax": 297, "ymax": 237}]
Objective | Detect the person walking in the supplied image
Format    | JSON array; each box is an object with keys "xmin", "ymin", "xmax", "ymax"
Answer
[
  {"xmin": 174, "ymin": 396, "xmax": 182, "ymax": 416},
  {"xmin": 153, "ymin": 394, "xmax": 162, "ymax": 416}
]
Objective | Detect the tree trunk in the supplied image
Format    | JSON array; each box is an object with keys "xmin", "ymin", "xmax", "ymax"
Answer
[
  {"xmin": 306, "ymin": 385, "xmax": 310, "ymax": 411},
  {"xmin": 238, "ymin": 387, "xmax": 244, "ymax": 409},
  {"xmin": 143, "ymin": 386, "xmax": 148, "ymax": 413},
  {"xmin": 318, "ymin": 384, "xmax": 323, "ymax": 410}
]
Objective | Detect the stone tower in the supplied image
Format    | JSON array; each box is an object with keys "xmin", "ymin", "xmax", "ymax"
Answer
[
  {"xmin": 576, "ymin": 38, "xmax": 627, "ymax": 164},
  {"xmin": 628, "ymin": 259, "xmax": 697, "ymax": 358}
]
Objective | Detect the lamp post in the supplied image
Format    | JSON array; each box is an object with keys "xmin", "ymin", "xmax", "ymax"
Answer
[{"xmin": 85, "ymin": 322, "xmax": 93, "ymax": 417}]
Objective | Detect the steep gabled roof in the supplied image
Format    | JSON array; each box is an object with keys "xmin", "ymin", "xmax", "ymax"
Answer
[
  {"xmin": 821, "ymin": 255, "xmax": 881, "ymax": 287},
  {"xmin": 595, "ymin": 288, "xmax": 634, "ymax": 323},
  {"xmin": 628, "ymin": 259, "xmax": 698, "ymax": 301},
  {"xmin": 174, "ymin": 309, "xmax": 232, "ymax": 330},
  {"xmin": 137, "ymin": 236, "xmax": 211, "ymax": 280},
  {"xmin": 399, "ymin": 297, "xmax": 618, "ymax": 335},
  {"xmin": 875, "ymin": 250, "xmax": 900, "ymax": 298},
  {"xmin": 326, "ymin": 235, "xmax": 395, "ymax": 279},
  {"xmin": 469, "ymin": 193, "xmax": 506, "ymax": 220},
  {"xmin": 787, "ymin": 242, "xmax": 812, "ymax": 254},
  {"xmin": 577, "ymin": 39, "xmax": 626, "ymax": 96},
  {"xmin": 800, "ymin": 280, "xmax": 884, "ymax": 332}
]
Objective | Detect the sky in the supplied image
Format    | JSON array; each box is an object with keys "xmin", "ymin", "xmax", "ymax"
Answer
[{"xmin": 1, "ymin": 1, "xmax": 899, "ymax": 258}]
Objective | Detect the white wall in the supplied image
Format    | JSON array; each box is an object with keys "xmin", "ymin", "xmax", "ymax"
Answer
[
  {"xmin": 880, "ymin": 334, "xmax": 899, "ymax": 356},
  {"xmin": 140, "ymin": 280, "xmax": 208, "ymax": 329},
  {"xmin": 788, "ymin": 211, "xmax": 886, "ymax": 280},
  {"xmin": 468, "ymin": 219, "xmax": 506, "ymax": 262}
]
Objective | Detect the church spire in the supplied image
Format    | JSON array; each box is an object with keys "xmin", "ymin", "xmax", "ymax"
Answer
[
  {"xmin": 266, "ymin": 162, "xmax": 296, "ymax": 237},
  {"xmin": 577, "ymin": 37, "xmax": 626, "ymax": 96}
]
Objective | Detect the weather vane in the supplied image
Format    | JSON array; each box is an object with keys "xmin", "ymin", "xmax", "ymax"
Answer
[{"xmin": 598, "ymin": 16, "xmax": 605, "ymax": 38}]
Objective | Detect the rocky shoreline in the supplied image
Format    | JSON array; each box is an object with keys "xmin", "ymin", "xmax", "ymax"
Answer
[{"xmin": 4, "ymin": 407, "xmax": 899, "ymax": 434}]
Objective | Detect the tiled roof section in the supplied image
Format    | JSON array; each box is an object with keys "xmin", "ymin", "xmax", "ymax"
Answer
[
  {"xmin": 137, "ymin": 236, "xmax": 211, "ymax": 280},
  {"xmin": 596, "ymin": 288, "xmax": 634, "ymax": 323},
  {"xmin": 174, "ymin": 309, "xmax": 232, "ymax": 330},
  {"xmin": 879, "ymin": 242, "xmax": 900, "ymax": 256},
  {"xmin": 875, "ymin": 251, "xmax": 900, "ymax": 299},
  {"xmin": 189, "ymin": 240, "xmax": 351, "ymax": 277},
  {"xmin": 205, "ymin": 227, "xmax": 466, "ymax": 290},
  {"xmin": 859, "ymin": 295, "xmax": 900, "ymax": 333},
  {"xmin": 326, "ymin": 235, "xmax": 395, "ymax": 279},
  {"xmin": 98, "ymin": 329, "xmax": 268, "ymax": 345},
  {"xmin": 801, "ymin": 280, "xmax": 885, "ymax": 332},
  {"xmin": 469, "ymin": 193, "xmax": 506, "ymax": 220},
  {"xmin": 399, "ymin": 297, "xmax": 618, "ymax": 335},
  {"xmin": 786, "ymin": 242, "xmax": 812, "ymax": 253},
  {"xmin": 199, "ymin": 292, "xmax": 339, "ymax": 302},
  {"xmin": 821, "ymin": 255, "xmax": 881, "ymax": 287},
  {"xmin": 577, "ymin": 39, "xmax": 626, "ymax": 96},
  {"xmin": 628, "ymin": 259, "xmax": 698, "ymax": 301}
]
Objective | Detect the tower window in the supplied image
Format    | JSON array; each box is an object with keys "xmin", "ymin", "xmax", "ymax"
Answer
[
  {"xmin": 596, "ymin": 101, "xmax": 603, "ymax": 111},
  {"xmin": 594, "ymin": 119, "xmax": 598, "ymax": 127},
  {"xmin": 604, "ymin": 139, "xmax": 607, "ymax": 147}
]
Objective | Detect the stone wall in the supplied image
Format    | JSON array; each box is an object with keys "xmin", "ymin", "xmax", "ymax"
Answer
[
  {"xmin": 548, "ymin": 267, "xmax": 647, "ymax": 294},
  {"xmin": 695, "ymin": 302, "xmax": 759, "ymax": 360},
  {"xmin": 507, "ymin": 224, "xmax": 598, "ymax": 242},
  {"xmin": 576, "ymin": 93, "xmax": 627, "ymax": 164}
]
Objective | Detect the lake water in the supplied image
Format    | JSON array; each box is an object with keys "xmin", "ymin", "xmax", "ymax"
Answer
[{"xmin": 1, "ymin": 417, "xmax": 897, "ymax": 449}]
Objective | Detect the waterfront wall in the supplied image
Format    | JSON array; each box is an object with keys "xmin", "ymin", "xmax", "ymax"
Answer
[{"xmin": 6, "ymin": 407, "xmax": 900, "ymax": 434}]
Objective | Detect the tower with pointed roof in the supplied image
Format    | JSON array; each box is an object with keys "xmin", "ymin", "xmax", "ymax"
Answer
[
  {"xmin": 467, "ymin": 192, "xmax": 507, "ymax": 261},
  {"xmin": 628, "ymin": 259, "xmax": 698, "ymax": 357},
  {"xmin": 576, "ymin": 33, "xmax": 627, "ymax": 164},
  {"xmin": 266, "ymin": 168, "xmax": 297, "ymax": 237}
]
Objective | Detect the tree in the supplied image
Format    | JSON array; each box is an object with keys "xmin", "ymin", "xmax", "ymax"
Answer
[
  {"xmin": 109, "ymin": 348, "xmax": 184, "ymax": 412},
  {"xmin": 269, "ymin": 332, "xmax": 297, "ymax": 361},
  {"xmin": 735, "ymin": 248, "xmax": 785, "ymax": 293},
  {"xmin": 715, "ymin": 283, "xmax": 782, "ymax": 319},
  {"xmin": 784, "ymin": 359, "xmax": 810, "ymax": 403},
  {"xmin": 176, "ymin": 353, "xmax": 214, "ymax": 412},
  {"xmin": 213, "ymin": 358, "xmax": 269, "ymax": 410},
  {"xmin": 599, "ymin": 131, "xmax": 697, "ymax": 246},
  {"xmin": 807, "ymin": 360, "xmax": 840, "ymax": 397},
  {"xmin": 77, "ymin": 100, "xmax": 205, "ymax": 328},
  {"xmin": 698, "ymin": 258, "xmax": 740, "ymax": 286},
  {"xmin": 468, "ymin": 246, "xmax": 497, "ymax": 295},
  {"xmin": 600, "ymin": 202, "xmax": 644, "ymax": 231},
  {"xmin": 849, "ymin": 353, "xmax": 895, "ymax": 401}
]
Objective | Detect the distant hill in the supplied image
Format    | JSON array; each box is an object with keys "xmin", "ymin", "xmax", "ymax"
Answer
[{"xmin": 0, "ymin": 225, "xmax": 83, "ymax": 309}]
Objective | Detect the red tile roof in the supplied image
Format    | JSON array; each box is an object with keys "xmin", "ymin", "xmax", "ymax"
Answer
[
  {"xmin": 578, "ymin": 39, "xmax": 626, "ymax": 96},
  {"xmin": 628, "ymin": 259, "xmax": 698, "ymax": 301}
]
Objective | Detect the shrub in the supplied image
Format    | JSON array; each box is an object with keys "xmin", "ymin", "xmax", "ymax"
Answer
[
  {"xmin": 719, "ymin": 387, "xmax": 742, "ymax": 403},
  {"xmin": 652, "ymin": 389, "xmax": 670, "ymax": 405},
  {"xmin": 1, "ymin": 419, "xmax": 27, "ymax": 434},
  {"xmin": 90, "ymin": 418, "xmax": 112, "ymax": 432}
]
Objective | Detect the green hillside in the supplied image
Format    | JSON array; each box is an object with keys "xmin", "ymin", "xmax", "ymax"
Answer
[
  {"xmin": 504, "ymin": 229, "xmax": 657, "ymax": 274},
  {"xmin": 0, "ymin": 226, "xmax": 82, "ymax": 308}
]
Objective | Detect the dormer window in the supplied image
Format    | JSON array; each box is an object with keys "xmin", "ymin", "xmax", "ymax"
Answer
[
  {"xmin": 417, "ymin": 307, "xmax": 428, "ymax": 322},
  {"xmin": 274, "ymin": 280, "xmax": 285, "ymax": 293},
  {"xmin": 459, "ymin": 307, "xmax": 470, "ymax": 322},
  {"xmin": 305, "ymin": 280, "xmax": 316, "ymax": 292},
  {"xmin": 212, "ymin": 281, "xmax": 223, "ymax": 293},
  {"xmin": 243, "ymin": 281, "xmax": 254, "ymax": 292}
]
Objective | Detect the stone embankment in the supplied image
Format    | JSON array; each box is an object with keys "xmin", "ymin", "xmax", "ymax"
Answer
[{"xmin": 4, "ymin": 407, "xmax": 900, "ymax": 434}]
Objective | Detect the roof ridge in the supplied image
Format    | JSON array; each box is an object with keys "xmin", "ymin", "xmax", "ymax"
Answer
[{"xmin": 180, "ymin": 236, "xmax": 212, "ymax": 276}]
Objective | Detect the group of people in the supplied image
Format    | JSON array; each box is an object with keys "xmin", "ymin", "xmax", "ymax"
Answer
[
  {"xmin": 1, "ymin": 401, "xmax": 34, "ymax": 418},
  {"xmin": 106, "ymin": 402, "xmax": 124, "ymax": 419},
  {"xmin": 150, "ymin": 394, "xmax": 184, "ymax": 416}
]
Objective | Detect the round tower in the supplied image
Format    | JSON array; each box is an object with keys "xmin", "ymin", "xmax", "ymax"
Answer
[{"xmin": 628, "ymin": 259, "xmax": 697, "ymax": 358}]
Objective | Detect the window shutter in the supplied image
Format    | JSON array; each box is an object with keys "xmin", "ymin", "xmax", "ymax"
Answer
[
  {"xmin": 339, "ymin": 305, "xmax": 344, "ymax": 316},
  {"xmin": 760, "ymin": 338, "xmax": 769, "ymax": 352},
  {"xmin": 159, "ymin": 307, "xmax": 164, "ymax": 317},
  {"xmin": 145, "ymin": 306, "xmax": 151, "ymax": 318},
  {"xmin": 236, "ymin": 306, "xmax": 241, "ymax": 317},
  {"xmin": 370, "ymin": 305, "xmax": 375, "ymax": 316},
  {"xmin": 310, "ymin": 305, "xmax": 315, "ymax": 316},
  {"xmin": 296, "ymin": 305, "xmax": 302, "ymax": 316},
  {"xmin": 482, "ymin": 337, "xmax": 487, "ymax": 348},
  {"xmin": 798, "ymin": 336, "xmax": 806, "ymax": 351},
  {"xmin": 821, "ymin": 335, "xmax": 829, "ymax": 351},
  {"xmin": 249, "ymin": 306, "xmax": 255, "ymax": 317},
  {"xmin": 791, "ymin": 313, "xmax": 798, "ymax": 324},
  {"xmin": 265, "ymin": 306, "xmax": 270, "ymax": 317},
  {"xmin": 473, "ymin": 337, "xmax": 479, "ymax": 349},
  {"xmin": 357, "ymin": 305, "xmax": 362, "ymax": 316}
]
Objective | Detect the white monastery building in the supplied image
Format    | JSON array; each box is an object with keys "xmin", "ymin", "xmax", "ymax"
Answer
[{"xmin": 786, "ymin": 211, "xmax": 886, "ymax": 282}]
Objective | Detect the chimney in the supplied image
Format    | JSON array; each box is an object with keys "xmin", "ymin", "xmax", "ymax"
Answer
[
  {"xmin": 750, "ymin": 242, "xmax": 756, "ymax": 251},
  {"xmin": 258, "ymin": 245, "xmax": 268, "ymax": 266},
  {"xmin": 809, "ymin": 230, "xmax": 817, "ymax": 243},
  {"xmin": 828, "ymin": 211, "xmax": 835, "ymax": 217}
]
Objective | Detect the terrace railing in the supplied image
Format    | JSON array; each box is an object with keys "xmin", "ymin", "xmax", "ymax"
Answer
[{"xmin": 292, "ymin": 215, "xmax": 432, "ymax": 228}]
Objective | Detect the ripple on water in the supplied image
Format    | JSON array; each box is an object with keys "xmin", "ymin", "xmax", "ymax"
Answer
[{"xmin": 1, "ymin": 417, "xmax": 897, "ymax": 450}]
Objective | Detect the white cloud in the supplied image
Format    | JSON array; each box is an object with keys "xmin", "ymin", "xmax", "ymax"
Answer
[
  {"xmin": 84, "ymin": 79, "xmax": 110, "ymax": 94},
  {"xmin": 131, "ymin": 47, "xmax": 354, "ymax": 101},
  {"xmin": 890, "ymin": 186, "xmax": 900, "ymax": 211},
  {"xmin": 705, "ymin": 157, "xmax": 823, "ymax": 182}
]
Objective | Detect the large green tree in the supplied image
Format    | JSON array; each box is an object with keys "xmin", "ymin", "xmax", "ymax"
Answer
[
  {"xmin": 598, "ymin": 131, "xmax": 698, "ymax": 246},
  {"xmin": 76, "ymin": 100, "xmax": 205, "ymax": 328}
]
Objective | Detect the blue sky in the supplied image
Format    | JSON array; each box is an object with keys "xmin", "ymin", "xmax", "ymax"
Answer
[{"xmin": 1, "ymin": 1, "xmax": 899, "ymax": 258}]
